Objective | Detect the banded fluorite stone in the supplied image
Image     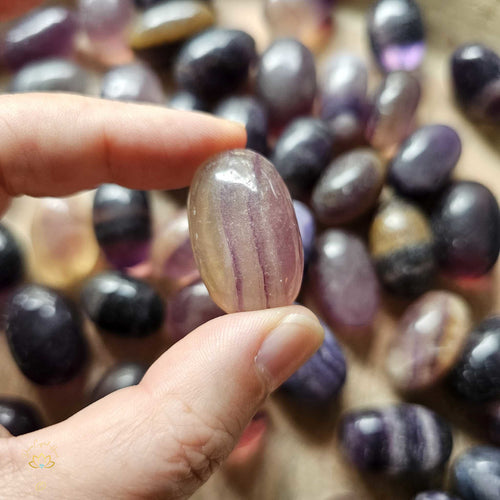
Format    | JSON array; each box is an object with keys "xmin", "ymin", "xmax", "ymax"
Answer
[
  {"xmin": 91, "ymin": 362, "xmax": 147, "ymax": 402},
  {"xmin": 0, "ymin": 398, "xmax": 43, "ymax": 436},
  {"xmin": 386, "ymin": 291, "xmax": 472, "ymax": 392},
  {"xmin": 339, "ymin": 403, "xmax": 453, "ymax": 474},
  {"xmin": 187, "ymin": 149, "xmax": 303, "ymax": 313},
  {"xmin": 292, "ymin": 200, "xmax": 316, "ymax": 266},
  {"xmin": 368, "ymin": 0, "xmax": 425, "ymax": 72}
]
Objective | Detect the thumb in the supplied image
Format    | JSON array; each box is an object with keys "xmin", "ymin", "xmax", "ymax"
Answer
[{"xmin": 4, "ymin": 305, "xmax": 323, "ymax": 500}]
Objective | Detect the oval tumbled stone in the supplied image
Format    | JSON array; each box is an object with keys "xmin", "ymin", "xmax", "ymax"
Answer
[{"xmin": 188, "ymin": 149, "xmax": 304, "ymax": 313}]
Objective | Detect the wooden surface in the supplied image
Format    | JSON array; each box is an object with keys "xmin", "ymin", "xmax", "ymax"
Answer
[{"xmin": 1, "ymin": 1, "xmax": 500, "ymax": 499}]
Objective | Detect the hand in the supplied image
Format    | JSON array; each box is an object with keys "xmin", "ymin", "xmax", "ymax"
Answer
[{"xmin": 0, "ymin": 3, "xmax": 324, "ymax": 498}]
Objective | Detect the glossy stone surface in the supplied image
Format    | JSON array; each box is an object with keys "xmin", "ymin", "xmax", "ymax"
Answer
[
  {"xmin": 281, "ymin": 321, "xmax": 346, "ymax": 404},
  {"xmin": 135, "ymin": 0, "xmax": 212, "ymax": 7},
  {"xmin": 414, "ymin": 493, "xmax": 459, "ymax": 500},
  {"xmin": 366, "ymin": 71, "xmax": 421, "ymax": 156},
  {"xmin": 370, "ymin": 198, "xmax": 435, "ymax": 296},
  {"xmin": 339, "ymin": 404, "xmax": 453, "ymax": 474},
  {"xmin": 0, "ymin": 398, "xmax": 43, "ymax": 436},
  {"xmin": 2, "ymin": 7, "xmax": 78, "ymax": 71},
  {"xmin": 451, "ymin": 446, "xmax": 500, "ymax": 500},
  {"xmin": 101, "ymin": 63, "xmax": 165, "ymax": 104},
  {"xmin": 328, "ymin": 110, "xmax": 368, "ymax": 155},
  {"xmin": 368, "ymin": 0, "xmax": 425, "ymax": 72},
  {"xmin": 271, "ymin": 118, "xmax": 333, "ymax": 199},
  {"xmin": 5, "ymin": 285, "xmax": 87, "ymax": 385},
  {"xmin": 9, "ymin": 58, "xmax": 88, "ymax": 94},
  {"xmin": 312, "ymin": 148, "xmax": 385, "ymax": 225},
  {"xmin": 293, "ymin": 200, "xmax": 316, "ymax": 266},
  {"xmin": 389, "ymin": 125, "xmax": 462, "ymax": 197},
  {"xmin": 431, "ymin": 181, "xmax": 500, "ymax": 277},
  {"xmin": 93, "ymin": 184, "xmax": 152, "ymax": 269},
  {"xmin": 386, "ymin": 291, "xmax": 472, "ymax": 392},
  {"xmin": 451, "ymin": 43, "xmax": 500, "ymax": 121},
  {"xmin": 168, "ymin": 91, "xmax": 208, "ymax": 112},
  {"xmin": 91, "ymin": 362, "xmax": 147, "ymax": 402},
  {"xmin": 309, "ymin": 230, "xmax": 379, "ymax": 330},
  {"xmin": 449, "ymin": 316, "xmax": 500, "ymax": 402},
  {"xmin": 82, "ymin": 272, "xmax": 164, "ymax": 338},
  {"xmin": 214, "ymin": 96, "xmax": 269, "ymax": 155},
  {"xmin": 256, "ymin": 38, "xmax": 317, "ymax": 126},
  {"xmin": 79, "ymin": 0, "xmax": 134, "ymax": 64},
  {"xmin": 151, "ymin": 209, "xmax": 200, "ymax": 293},
  {"xmin": 0, "ymin": 224, "xmax": 24, "ymax": 293},
  {"xmin": 175, "ymin": 29, "xmax": 257, "ymax": 101},
  {"xmin": 166, "ymin": 281, "xmax": 225, "ymax": 343},
  {"xmin": 264, "ymin": 0, "xmax": 334, "ymax": 51},
  {"xmin": 31, "ymin": 196, "xmax": 100, "ymax": 289},
  {"xmin": 188, "ymin": 149, "xmax": 303, "ymax": 313}
]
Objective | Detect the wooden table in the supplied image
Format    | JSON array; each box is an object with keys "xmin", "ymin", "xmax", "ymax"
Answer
[{"xmin": 1, "ymin": 1, "xmax": 500, "ymax": 499}]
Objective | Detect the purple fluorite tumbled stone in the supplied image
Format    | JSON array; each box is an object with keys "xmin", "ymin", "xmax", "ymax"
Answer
[
  {"xmin": 339, "ymin": 404, "xmax": 453, "ymax": 474},
  {"xmin": 389, "ymin": 124, "xmax": 462, "ymax": 197},
  {"xmin": 3, "ymin": 7, "xmax": 79, "ymax": 71},
  {"xmin": 0, "ymin": 398, "xmax": 43, "ymax": 436},
  {"xmin": 281, "ymin": 321, "xmax": 346, "ymax": 404},
  {"xmin": 431, "ymin": 181, "xmax": 500, "ymax": 277},
  {"xmin": 309, "ymin": 230, "xmax": 379, "ymax": 331},
  {"xmin": 368, "ymin": 0, "xmax": 425, "ymax": 73},
  {"xmin": 168, "ymin": 91, "xmax": 208, "ymax": 112},
  {"xmin": 256, "ymin": 38, "xmax": 317, "ymax": 126},
  {"xmin": 413, "ymin": 492, "xmax": 460, "ymax": 500},
  {"xmin": 293, "ymin": 200, "xmax": 316, "ymax": 266},
  {"xmin": 91, "ymin": 362, "xmax": 147, "ymax": 402},
  {"xmin": 0, "ymin": 224, "xmax": 24, "ymax": 293}
]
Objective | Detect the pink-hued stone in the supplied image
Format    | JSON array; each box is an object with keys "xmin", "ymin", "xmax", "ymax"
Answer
[{"xmin": 188, "ymin": 150, "xmax": 304, "ymax": 313}]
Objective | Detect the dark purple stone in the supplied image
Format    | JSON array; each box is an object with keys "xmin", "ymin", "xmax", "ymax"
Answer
[
  {"xmin": 451, "ymin": 446, "xmax": 500, "ymax": 500},
  {"xmin": 166, "ymin": 281, "xmax": 225, "ymax": 343},
  {"xmin": 309, "ymin": 230, "xmax": 379, "ymax": 330},
  {"xmin": 93, "ymin": 184, "xmax": 152, "ymax": 270},
  {"xmin": 0, "ymin": 398, "xmax": 43, "ymax": 436},
  {"xmin": 449, "ymin": 316, "xmax": 500, "ymax": 403},
  {"xmin": 2, "ymin": 7, "xmax": 78, "ymax": 71},
  {"xmin": 280, "ymin": 321, "xmax": 346, "ymax": 404},
  {"xmin": 168, "ymin": 91, "xmax": 208, "ymax": 112},
  {"xmin": 271, "ymin": 117, "xmax": 333, "ymax": 199},
  {"xmin": 293, "ymin": 200, "xmax": 316, "ymax": 266},
  {"xmin": 339, "ymin": 404, "xmax": 453, "ymax": 474},
  {"xmin": 256, "ymin": 38, "xmax": 317, "ymax": 126},
  {"xmin": 214, "ymin": 96, "xmax": 269, "ymax": 155},
  {"xmin": 432, "ymin": 181, "xmax": 500, "ymax": 277},
  {"xmin": 0, "ymin": 224, "xmax": 24, "ymax": 292},
  {"xmin": 483, "ymin": 403, "xmax": 500, "ymax": 446},
  {"xmin": 327, "ymin": 110, "xmax": 368, "ymax": 154},
  {"xmin": 81, "ymin": 272, "xmax": 164, "ymax": 338},
  {"xmin": 389, "ymin": 125, "xmax": 462, "ymax": 197},
  {"xmin": 368, "ymin": 0, "xmax": 425, "ymax": 72},
  {"xmin": 5, "ymin": 285, "xmax": 87, "ymax": 385},
  {"xmin": 414, "ymin": 492, "xmax": 460, "ymax": 500},
  {"xmin": 174, "ymin": 29, "xmax": 256, "ymax": 101},
  {"xmin": 91, "ymin": 362, "xmax": 147, "ymax": 402}
]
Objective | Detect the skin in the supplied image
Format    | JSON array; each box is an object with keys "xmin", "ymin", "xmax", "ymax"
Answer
[{"xmin": 0, "ymin": 2, "xmax": 323, "ymax": 499}]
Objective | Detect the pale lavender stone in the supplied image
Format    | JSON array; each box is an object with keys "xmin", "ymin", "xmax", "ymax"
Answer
[
  {"xmin": 3, "ymin": 7, "xmax": 79, "ymax": 71},
  {"xmin": 79, "ymin": 0, "xmax": 134, "ymax": 41},
  {"xmin": 368, "ymin": 0, "xmax": 426, "ymax": 72},
  {"xmin": 339, "ymin": 404, "xmax": 453, "ymax": 474},
  {"xmin": 293, "ymin": 200, "xmax": 316, "ymax": 265},
  {"xmin": 309, "ymin": 230, "xmax": 379, "ymax": 330},
  {"xmin": 281, "ymin": 321, "xmax": 346, "ymax": 404},
  {"xmin": 101, "ymin": 63, "xmax": 165, "ymax": 104},
  {"xmin": 414, "ymin": 492, "xmax": 460, "ymax": 500}
]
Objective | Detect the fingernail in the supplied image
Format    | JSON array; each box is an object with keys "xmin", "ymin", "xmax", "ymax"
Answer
[{"xmin": 255, "ymin": 313, "xmax": 324, "ymax": 392}]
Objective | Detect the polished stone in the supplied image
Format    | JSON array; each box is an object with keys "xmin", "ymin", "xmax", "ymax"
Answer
[
  {"xmin": 166, "ymin": 281, "xmax": 225, "ymax": 343},
  {"xmin": 188, "ymin": 149, "xmax": 303, "ymax": 313},
  {"xmin": 370, "ymin": 198, "xmax": 435, "ymax": 296},
  {"xmin": 368, "ymin": 0, "xmax": 425, "ymax": 72},
  {"xmin": 387, "ymin": 291, "xmax": 472, "ymax": 392},
  {"xmin": 271, "ymin": 117, "xmax": 333, "ymax": 199},
  {"xmin": 414, "ymin": 493, "xmax": 459, "ymax": 500},
  {"xmin": 6, "ymin": 285, "xmax": 87, "ymax": 385},
  {"xmin": 91, "ymin": 362, "xmax": 147, "ymax": 402},
  {"xmin": 0, "ymin": 398, "xmax": 43, "ymax": 436},
  {"xmin": 451, "ymin": 446, "xmax": 500, "ymax": 500},
  {"xmin": 366, "ymin": 71, "xmax": 421, "ymax": 156},
  {"xmin": 175, "ymin": 28, "xmax": 256, "ymax": 101},
  {"xmin": 0, "ymin": 224, "xmax": 24, "ymax": 293},
  {"xmin": 309, "ymin": 230, "xmax": 379, "ymax": 330},
  {"xmin": 389, "ymin": 125, "xmax": 462, "ymax": 197},
  {"xmin": 293, "ymin": 200, "xmax": 316, "ymax": 266},
  {"xmin": 256, "ymin": 38, "xmax": 317, "ymax": 126},
  {"xmin": 339, "ymin": 403, "xmax": 453, "ymax": 474},
  {"xmin": 432, "ymin": 181, "xmax": 500, "ymax": 277},
  {"xmin": 449, "ymin": 315, "xmax": 500, "ymax": 402},
  {"xmin": 168, "ymin": 91, "xmax": 208, "ymax": 111},
  {"xmin": 312, "ymin": 148, "xmax": 385, "ymax": 225},
  {"xmin": 93, "ymin": 184, "xmax": 152, "ymax": 269},
  {"xmin": 82, "ymin": 272, "xmax": 164, "ymax": 337}
]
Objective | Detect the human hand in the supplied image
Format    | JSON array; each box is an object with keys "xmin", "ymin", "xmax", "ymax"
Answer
[{"xmin": 0, "ymin": 4, "xmax": 324, "ymax": 498}]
